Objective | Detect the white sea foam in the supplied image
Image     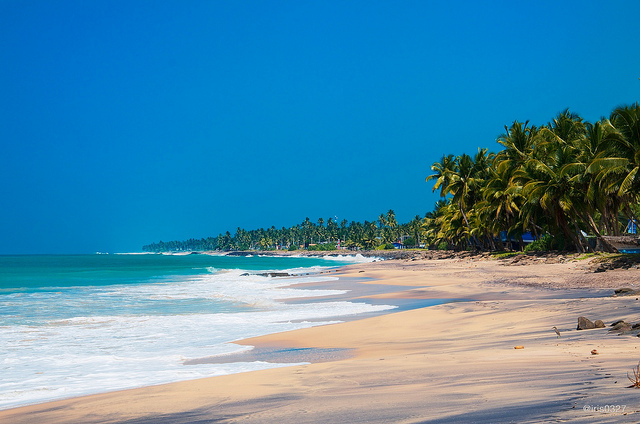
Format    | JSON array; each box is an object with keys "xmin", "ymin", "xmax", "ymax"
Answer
[
  {"xmin": 0, "ymin": 268, "xmax": 395, "ymax": 410},
  {"xmin": 283, "ymin": 253, "xmax": 381, "ymax": 263},
  {"xmin": 321, "ymin": 253, "xmax": 380, "ymax": 263}
]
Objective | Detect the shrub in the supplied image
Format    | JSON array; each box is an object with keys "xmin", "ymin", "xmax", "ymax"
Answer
[
  {"xmin": 383, "ymin": 243, "xmax": 396, "ymax": 250},
  {"xmin": 403, "ymin": 237, "xmax": 416, "ymax": 247},
  {"xmin": 288, "ymin": 245, "xmax": 299, "ymax": 251},
  {"xmin": 437, "ymin": 242, "xmax": 448, "ymax": 251},
  {"xmin": 524, "ymin": 235, "xmax": 553, "ymax": 252}
]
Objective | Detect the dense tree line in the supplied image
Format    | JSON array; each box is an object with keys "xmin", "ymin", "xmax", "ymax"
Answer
[
  {"xmin": 142, "ymin": 210, "xmax": 426, "ymax": 252},
  {"xmin": 424, "ymin": 103, "xmax": 640, "ymax": 252},
  {"xmin": 144, "ymin": 102, "xmax": 639, "ymax": 254}
]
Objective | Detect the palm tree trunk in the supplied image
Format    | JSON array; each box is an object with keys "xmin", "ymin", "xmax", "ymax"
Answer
[
  {"xmin": 611, "ymin": 205, "xmax": 621, "ymax": 236},
  {"xmin": 517, "ymin": 235, "xmax": 525, "ymax": 251},
  {"xmin": 601, "ymin": 203, "xmax": 613, "ymax": 235},
  {"xmin": 557, "ymin": 211, "xmax": 584, "ymax": 253},
  {"xmin": 458, "ymin": 201, "xmax": 481, "ymax": 250},
  {"xmin": 487, "ymin": 233, "xmax": 497, "ymax": 250},
  {"xmin": 531, "ymin": 223, "xmax": 539, "ymax": 240},
  {"xmin": 572, "ymin": 221, "xmax": 592, "ymax": 253},
  {"xmin": 578, "ymin": 209, "xmax": 618, "ymax": 253}
]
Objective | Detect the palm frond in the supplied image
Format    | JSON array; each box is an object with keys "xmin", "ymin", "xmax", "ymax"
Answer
[{"xmin": 618, "ymin": 167, "xmax": 640, "ymax": 197}]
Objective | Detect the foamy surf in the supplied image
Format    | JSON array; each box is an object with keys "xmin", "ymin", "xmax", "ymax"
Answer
[
  {"xmin": 0, "ymin": 254, "xmax": 395, "ymax": 410},
  {"xmin": 321, "ymin": 253, "xmax": 381, "ymax": 262}
]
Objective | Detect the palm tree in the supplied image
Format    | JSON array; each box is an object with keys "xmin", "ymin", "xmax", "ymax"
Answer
[
  {"xmin": 496, "ymin": 121, "xmax": 538, "ymax": 171},
  {"xmin": 426, "ymin": 154, "xmax": 456, "ymax": 198},
  {"xmin": 386, "ymin": 209, "xmax": 397, "ymax": 242},
  {"xmin": 362, "ymin": 221, "xmax": 379, "ymax": 249},
  {"xmin": 492, "ymin": 121, "xmax": 540, "ymax": 244},
  {"xmin": 386, "ymin": 209, "xmax": 397, "ymax": 228},
  {"xmin": 421, "ymin": 200, "xmax": 448, "ymax": 248},
  {"xmin": 434, "ymin": 201, "xmax": 468, "ymax": 249},
  {"xmin": 515, "ymin": 111, "xmax": 591, "ymax": 251},
  {"xmin": 447, "ymin": 151, "xmax": 490, "ymax": 247},
  {"xmin": 481, "ymin": 162, "xmax": 522, "ymax": 249},
  {"xmin": 569, "ymin": 119, "xmax": 620, "ymax": 251},
  {"xmin": 588, "ymin": 103, "xmax": 640, "ymax": 230},
  {"xmin": 409, "ymin": 215, "xmax": 424, "ymax": 247},
  {"xmin": 301, "ymin": 217, "xmax": 313, "ymax": 246},
  {"xmin": 426, "ymin": 150, "xmax": 491, "ymax": 249},
  {"xmin": 378, "ymin": 213, "xmax": 387, "ymax": 228}
]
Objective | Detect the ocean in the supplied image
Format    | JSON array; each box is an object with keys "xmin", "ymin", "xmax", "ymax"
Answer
[{"xmin": 0, "ymin": 253, "xmax": 394, "ymax": 410}]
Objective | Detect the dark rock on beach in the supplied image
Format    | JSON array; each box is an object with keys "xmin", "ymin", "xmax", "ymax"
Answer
[
  {"xmin": 590, "ymin": 254, "xmax": 640, "ymax": 273},
  {"xmin": 614, "ymin": 287, "xmax": 640, "ymax": 296},
  {"xmin": 258, "ymin": 272, "xmax": 291, "ymax": 277},
  {"xmin": 577, "ymin": 317, "xmax": 605, "ymax": 330},
  {"xmin": 577, "ymin": 316, "xmax": 596, "ymax": 330},
  {"xmin": 225, "ymin": 251, "xmax": 256, "ymax": 256},
  {"xmin": 609, "ymin": 321, "xmax": 632, "ymax": 332},
  {"xmin": 239, "ymin": 272, "xmax": 291, "ymax": 277}
]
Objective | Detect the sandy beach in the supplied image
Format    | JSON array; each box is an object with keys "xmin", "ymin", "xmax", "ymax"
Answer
[{"xmin": 3, "ymin": 253, "xmax": 640, "ymax": 423}]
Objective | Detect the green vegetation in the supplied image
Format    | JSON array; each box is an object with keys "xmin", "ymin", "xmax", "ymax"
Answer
[
  {"xmin": 523, "ymin": 235, "xmax": 553, "ymax": 252},
  {"xmin": 574, "ymin": 252, "xmax": 598, "ymax": 261},
  {"xmin": 491, "ymin": 251, "xmax": 522, "ymax": 259},
  {"xmin": 142, "ymin": 210, "xmax": 423, "ymax": 252},
  {"xmin": 143, "ymin": 102, "xmax": 640, "ymax": 254},
  {"xmin": 424, "ymin": 103, "xmax": 640, "ymax": 253},
  {"xmin": 589, "ymin": 253, "xmax": 625, "ymax": 263}
]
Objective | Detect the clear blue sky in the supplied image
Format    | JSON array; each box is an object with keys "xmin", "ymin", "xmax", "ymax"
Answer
[{"xmin": 1, "ymin": 1, "xmax": 639, "ymax": 254}]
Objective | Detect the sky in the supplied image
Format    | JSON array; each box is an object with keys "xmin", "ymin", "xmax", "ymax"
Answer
[{"xmin": 1, "ymin": 1, "xmax": 639, "ymax": 254}]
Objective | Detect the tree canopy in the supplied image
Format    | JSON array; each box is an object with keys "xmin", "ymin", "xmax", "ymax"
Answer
[
  {"xmin": 142, "ymin": 209, "xmax": 420, "ymax": 252},
  {"xmin": 424, "ymin": 102, "xmax": 640, "ymax": 252},
  {"xmin": 144, "ymin": 102, "xmax": 640, "ymax": 254}
]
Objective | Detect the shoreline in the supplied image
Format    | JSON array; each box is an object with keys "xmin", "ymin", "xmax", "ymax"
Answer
[
  {"xmin": 0, "ymin": 255, "xmax": 391, "ymax": 412},
  {"xmin": 3, "ymin": 255, "xmax": 640, "ymax": 422},
  {"xmin": 182, "ymin": 247, "xmax": 640, "ymax": 271}
]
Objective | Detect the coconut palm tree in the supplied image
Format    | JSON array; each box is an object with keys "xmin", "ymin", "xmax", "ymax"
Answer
[
  {"xmin": 426, "ymin": 154, "xmax": 456, "ymax": 198},
  {"xmin": 409, "ymin": 215, "xmax": 424, "ymax": 247},
  {"xmin": 481, "ymin": 162, "xmax": 523, "ymax": 249},
  {"xmin": 447, "ymin": 151, "xmax": 489, "ymax": 246},
  {"xmin": 514, "ymin": 111, "xmax": 593, "ymax": 251},
  {"xmin": 588, "ymin": 103, "xmax": 640, "ymax": 230},
  {"xmin": 495, "ymin": 121, "xmax": 538, "ymax": 173}
]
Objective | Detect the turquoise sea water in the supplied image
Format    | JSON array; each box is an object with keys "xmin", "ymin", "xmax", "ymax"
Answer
[{"xmin": 0, "ymin": 253, "xmax": 392, "ymax": 410}]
